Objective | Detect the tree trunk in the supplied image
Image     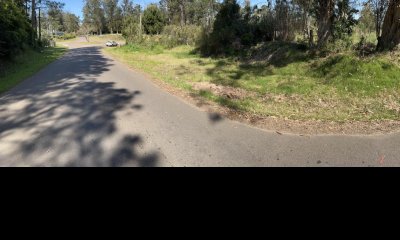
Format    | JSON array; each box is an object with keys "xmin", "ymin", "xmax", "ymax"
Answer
[
  {"xmin": 377, "ymin": 0, "xmax": 400, "ymax": 50},
  {"xmin": 179, "ymin": 1, "xmax": 185, "ymax": 27},
  {"xmin": 38, "ymin": 6, "xmax": 41, "ymax": 41},
  {"xmin": 316, "ymin": 0, "xmax": 334, "ymax": 49},
  {"xmin": 31, "ymin": 0, "xmax": 37, "ymax": 42},
  {"xmin": 376, "ymin": 8, "xmax": 381, "ymax": 38}
]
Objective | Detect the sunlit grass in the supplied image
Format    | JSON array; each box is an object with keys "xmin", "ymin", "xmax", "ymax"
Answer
[
  {"xmin": 105, "ymin": 43, "xmax": 400, "ymax": 121},
  {"xmin": 88, "ymin": 34, "xmax": 125, "ymax": 43}
]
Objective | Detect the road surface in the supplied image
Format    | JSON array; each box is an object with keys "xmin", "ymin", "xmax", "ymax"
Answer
[{"xmin": 0, "ymin": 43, "xmax": 399, "ymax": 166}]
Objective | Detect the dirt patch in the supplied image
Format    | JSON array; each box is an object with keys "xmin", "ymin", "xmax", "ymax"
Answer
[{"xmin": 192, "ymin": 82, "xmax": 254, "ymax": 100}]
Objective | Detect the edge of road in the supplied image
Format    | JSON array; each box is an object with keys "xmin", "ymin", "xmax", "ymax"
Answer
[
  {"xmin": 44, "ymin": 40, "xmax": 400, "ymax": 138},
  {"xmin": 100, "ymin": 47, "xmax": 400, "ymax": 138}
]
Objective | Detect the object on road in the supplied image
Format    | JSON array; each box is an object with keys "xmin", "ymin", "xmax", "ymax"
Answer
[{"xmin": 106, "ymin": 41, "xmax": 119, "ymax": 47}]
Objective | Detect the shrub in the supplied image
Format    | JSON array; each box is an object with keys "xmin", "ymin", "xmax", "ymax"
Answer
[
  {"xmin": 354, "ymin": 35, "xmax": 376, "ymax": 57},
  {"xmin": 38, "ymin": 36, "xmax": 51, "ymax": 47},
  {"xmin": 55, "ymin": 33, "xmax": 76, "ymax": 41},
  {"xmin": 63, "ymin": 33, "xmax": 76, "ymax": 40},
  {"xmin": 160, "ymin": 25, "xmax": 202, "ymax": 48},
  {"xmin": 123, "ymin": 15, "xmax": 142, "ymax": 44},
  {"xmin": 0, "ymin": 0, "xmax": 34, "ymax": 59},
  {"xmin": 326, "ymin": 37, "xmax": 353, "ymax": 53},
  {"xmin": 240, "ymin": 32, "xmax": 254, "ymax": 46},
  {"xmin": 143, "ymin": 4, "xmax": 165, "ymax": 35}
]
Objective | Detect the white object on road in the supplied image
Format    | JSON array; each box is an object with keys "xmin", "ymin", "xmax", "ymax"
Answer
[{"xmin": 105, "ymin": 41, "xmax": 119, "ymax": 47}]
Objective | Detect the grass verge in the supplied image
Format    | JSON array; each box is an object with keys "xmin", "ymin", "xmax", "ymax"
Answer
[
  {"xmin": 105, "ymin": 42, "xmax": 400, "ymax": 122},
  {"xmin": 87, "ymin": 34, "xmax": 125, "ymax": 44},
  {"xmin": 0, "ymin": 46, "xmax": 67, "ymax": 94}
]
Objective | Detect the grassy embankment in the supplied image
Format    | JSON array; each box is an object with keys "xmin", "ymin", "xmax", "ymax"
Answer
[
  {"xmin": 89, "ymin": 34, "xmax": 125, "ymax": 41},
  {"xmin": 0, "ymin": 46, "xmax": 67, "ymax": 94},
  {"xmin": 105, "ymin": 40, "xmax": 400, "ymax": 122}
]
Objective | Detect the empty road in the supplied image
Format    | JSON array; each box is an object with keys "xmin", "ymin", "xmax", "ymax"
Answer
[{"xmin": 0, "ymin": 43, "xmax": 399, "ymax": 166}]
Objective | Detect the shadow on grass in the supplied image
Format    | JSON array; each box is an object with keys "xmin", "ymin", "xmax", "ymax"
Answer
[
  {"xmin": 0, "ymin": 46, "xmax": 159, "ymax": 167},
  {"xmin": 186, "ymin": 42, "xmax": 314, "ymax": 88},
  {"xmin": 0, "ymin": 47, "xmax": 67, "ymax": 94}
]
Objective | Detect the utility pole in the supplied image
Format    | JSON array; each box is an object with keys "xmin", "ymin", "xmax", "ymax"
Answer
[{"xmin": 139, "ymin": 12, "xmax": 142, "ymax": 38}]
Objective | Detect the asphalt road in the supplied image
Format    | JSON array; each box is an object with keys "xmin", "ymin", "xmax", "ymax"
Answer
[{"xmin": 0, "ymin": 43, "xmax": 399, "ymax": 166}]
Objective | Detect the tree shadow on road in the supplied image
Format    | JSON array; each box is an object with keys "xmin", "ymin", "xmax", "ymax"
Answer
[{"xmin": 0, "ymin": 46, "xmax": 159, "ymax": 167}]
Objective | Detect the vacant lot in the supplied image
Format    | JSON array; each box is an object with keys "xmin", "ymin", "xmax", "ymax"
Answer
[{"xmin": 105, "ymin": 42, "xmax": 400, "ymax": 122}]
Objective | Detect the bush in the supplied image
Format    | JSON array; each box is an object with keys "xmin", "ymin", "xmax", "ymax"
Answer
[
  {"xmin": 240, "ymin": 32, "xmax": 254, "ymax": 46},
  {"xmin": 64, "ymin": 33, "xmax": 76, "ymax": 40},
  {"xmin": 55, "ymin": 33, "xmax": 76, "ymax": 41},
  {"xmin": 197, "ymin": 0, "xmax": 247, "ymax": 56},
  {"xmin": 0, "ymin": 0, "xmax": 34, "ymax": 59},
  {"xmin": 143, "ymin": 4, "xmax": 165, "ymax": 35},
  {"xmin": 123, "ymin": 15, "xmax": 142, "ymax": 44},
  {"xmin": 160, "ymin": 25, "xmax": 202, "ymax": 48},
  {"xmin": 38, "ymin": 34, "xmax": 55, "ymax": 47},
  {"xmin": 326, "ymin": 37, "xmax": 353, "ymax": 53},
  {"xmin": 354, "ymin": 36, "xmax": 376, "ymax": 57}
]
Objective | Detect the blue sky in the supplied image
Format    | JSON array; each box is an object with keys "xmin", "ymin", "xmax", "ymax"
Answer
[{"xmin": 59, "ymin": 0, "xmax": 158, "ymax": 19}]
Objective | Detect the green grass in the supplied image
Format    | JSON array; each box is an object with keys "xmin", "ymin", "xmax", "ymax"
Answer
[
  {"xmin": 352, "ymin": 30, "xmax": 377, "ymax": 45},
  {"xmin": 105, "ymin": 42, "xmax": 400, "ymax": 121},
  {"xmin": 88, "ymin": 34, "xmax": 125, "ymax": 43},
  {"xmin": 0, "ymin": 46, "xmax": 67, "ymax": 94},
  {"xmin": 55, "ymin": 37, "xmax": 77, "ymax": 44}
]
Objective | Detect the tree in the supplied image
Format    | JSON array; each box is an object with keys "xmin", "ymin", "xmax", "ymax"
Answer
[
  {"xmin": 121, "ymin": 1, "xmax": 141, "ymax": 43},
  {"xmin": 83, "ymin": 0, "xmax": 105, "ymax": 35},
  {"xmin": 275, "ymin": 0, "xmax": 292, "ymax": 41},
  {"xmin": 46, "ymin": 1, "xmax": 65, "ymax": 35},
  {"xmin": 121, "ymin": 0, "xmax": 140, "ymax": 32},
  {"xmin": 103, "ymin": 0, "xmax": 118, "ymax": 34},
  {"xmin": 359, "ymin": 2, "xmax": 376, "ymax": 34},
  {"xmin": 251, "ymin": 2, "xmax": 275, "ymax": 42},
  {"xmin": 377, "ymin": 0, "xmax": 400, "ymax": 50},
  {"xmin": 79, "ymin": 23, "xmax": 95, "ymax": 41},
  {"xmin": 63, "ymin": 12, "xmax": 80, "ymax": 33},
  {"xmin": 121, "ymin": 0, "xmax": 134, "ymax": 17},
  {"xmin": 315, "ymin": 0, "xmax": 335, "ymax": 49},
  {"xmin": 114, "ymin": 6, "xmax": 123, "ymax": 33},
  {"xmin": 294, "ymin": 0, "xmax": 313, "ymax": 42},
  {"xmin": 32, "ymin": 0, "xmax": 37, "ymax": 41},
  {"xmin": 0, "ymin": 0, "xmax": 33, "ymax": 58},
  {"xmin": 143, "ymin": 4, "xmax": 165, "ymax": 35},
  {"xmin": 202, "ymin": 0, "xmax": 242, "ymax": 55},
  {"xmin": 332, "ymin": 0, "xmax": 359, "ymax": 40},
  {"xmin": 370, "ymin": 0, "xmax": 389, "ymax": 38}
]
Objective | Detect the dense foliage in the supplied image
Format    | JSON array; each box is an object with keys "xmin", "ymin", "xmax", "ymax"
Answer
[
  {"xmin": 111, "ymin": 0, "xmax": 398, "ymax": 54},
  {"xmin": 0, "ymin": 0, "xmax": 34, "ymax": 58},
  {"xmin": 143, "ymin": 4, "xmax": 165, "ymax": 34}
]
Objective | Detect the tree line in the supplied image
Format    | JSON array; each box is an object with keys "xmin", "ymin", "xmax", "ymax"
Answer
[
  {"xmin": 197, "ymin": 0, "xmax": 399, "ymax": 54},
  {"xmin": 2, "ymin": 0, "xmax": 399, "ymax": 59},
  {"xmin": 81, "ymin": 0, "xmax": 399, "ymax": 54},
  {"xmin": 0, "ymin": 0, "xmax": 80, "ymax": 59}
]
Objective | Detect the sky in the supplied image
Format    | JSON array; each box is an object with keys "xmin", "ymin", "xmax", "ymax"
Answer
[{"xmin": 59, "ymin": 0, "xmax": 158, "ymax": 19}]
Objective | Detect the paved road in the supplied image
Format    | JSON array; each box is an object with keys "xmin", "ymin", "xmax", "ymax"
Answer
[{"xmin": 1, "ymin": 44, "xmax": 399, "ymax": 166}]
